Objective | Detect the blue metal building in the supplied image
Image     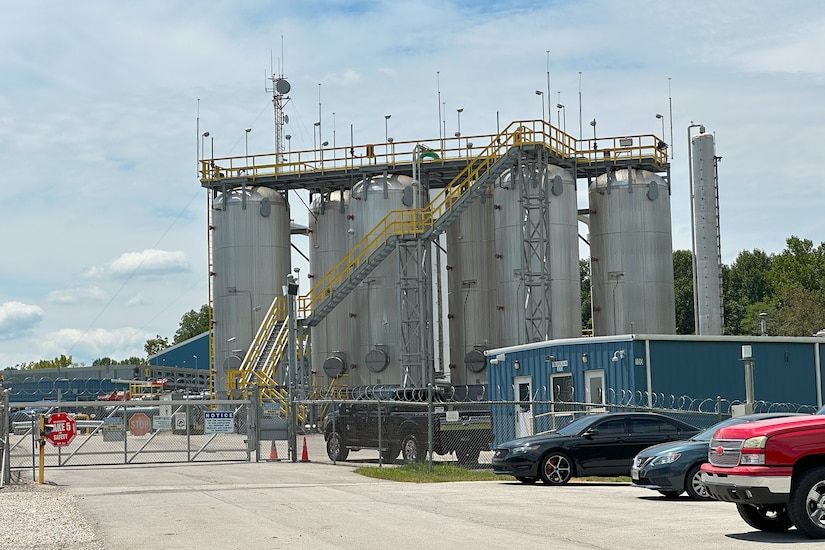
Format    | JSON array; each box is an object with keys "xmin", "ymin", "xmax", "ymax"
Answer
[{"xmin": 485, "ymin": 334, "xmax": 824, "ymax": 444}]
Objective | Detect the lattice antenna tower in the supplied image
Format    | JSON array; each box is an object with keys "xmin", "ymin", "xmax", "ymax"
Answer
[{"xmin": 266, "ymin": 37, "xmax": 291, "ymax": 165}]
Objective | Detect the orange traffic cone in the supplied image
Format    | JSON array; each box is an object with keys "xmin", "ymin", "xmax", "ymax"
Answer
[
  {"xmin": 268, "ymin": 441, "xmax": 280, "ymax": 462},
  {"xmin": 300, "ymin": 436, "xmax": 310, "ymax": 462}
]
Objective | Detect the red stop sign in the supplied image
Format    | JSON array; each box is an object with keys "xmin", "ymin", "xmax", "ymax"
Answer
[
  {"xmin": 129, "ymin": 413, "xmax": 151, "ymax": 436},
  {"xmin": 46, "ymin": 412, "xmax": 77, "ymax": 447}
]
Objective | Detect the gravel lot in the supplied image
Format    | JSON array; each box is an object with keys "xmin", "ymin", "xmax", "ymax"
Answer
[{"xmin": 0, "ymin": 480, "xmax": 105, "ymax": 550}]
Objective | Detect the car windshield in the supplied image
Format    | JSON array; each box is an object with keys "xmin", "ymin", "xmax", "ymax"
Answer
[
  {"xmin": 554, "ymin": 415, "xmax": 603, "ymax": 436},
  {"xmin": 691, "ymin": 414, "xmax": 792, "ymax": 442}
]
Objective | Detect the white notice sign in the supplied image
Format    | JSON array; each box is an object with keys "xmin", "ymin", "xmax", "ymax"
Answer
[
  {"xmin": 204, "ymin": 411, "xmax": 234, "ymax": 434},
  {"xmin": 153, "ymin": 416, "xmax": 172, "ymax": 431}
]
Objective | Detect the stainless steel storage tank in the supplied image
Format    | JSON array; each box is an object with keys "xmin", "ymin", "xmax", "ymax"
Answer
[
  {"xmin": 212, "ymin": 186, "xmax": 291, "ymax": 397},
  {"xmin": 348, "ymin": 174, "xmax": 429, "ymax": 386},
  {"xmin": 446, "ymin": 186, "xmax": 497, "ymax": 386},
  {"xmin": 493, "ymin": 163, "xmax": 581, "ymax": 348},
  {"xmin": 690, "ymin": 131, "xmax": 723, "ymax": 335},
  {"xmin": 588, "ymin": 169, "xmax": 676, "ymax": 335},
  {"xmin": 308, "ymin": 191, "xmax": 357, "ymax": 385}
]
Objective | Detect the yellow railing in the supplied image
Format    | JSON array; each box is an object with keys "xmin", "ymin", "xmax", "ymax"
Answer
[
  {"xmin": 237, "ymin": 296, "xmax": 288, "ymax": 377},
  {"xmin": 575, "ymin": 133, "xmax": 668, "ymax": 166},
  {"xmin": 200, "ymin": 131, "xmax": 490, "ymax": 183},
  {"xmin": 199, "ymin": 119, "xmax": 665, "ymax": 184}
]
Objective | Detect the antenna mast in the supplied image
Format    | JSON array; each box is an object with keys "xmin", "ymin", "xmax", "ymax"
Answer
[{"xmin": 266, "ymin": 38, "xmax": 291, "ymax": 169}]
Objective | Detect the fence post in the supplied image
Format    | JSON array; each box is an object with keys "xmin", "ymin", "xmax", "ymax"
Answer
[
  {"xmin": 378, "ymin": 396, "xmax": 383, "ymax": 467},
  {"xmin": 1, "ymin": 387, "xmax": 9, "ymax": 486},
  {"xmin": 427, "ymin": 383, "xmax": 434, "ymax": 473},
  {"xmin": 253, "ymin": 385, "xmax": 260, "ymax": 462}
]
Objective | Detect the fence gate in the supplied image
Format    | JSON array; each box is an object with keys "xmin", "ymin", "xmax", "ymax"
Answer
[{"xmin": 6, "ymin": 399, "xmax": 253, "ymax": 477}]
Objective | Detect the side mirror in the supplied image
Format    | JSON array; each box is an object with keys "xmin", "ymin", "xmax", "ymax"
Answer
[{"xmin": 583, "ymin": 428, "xmax": 599, "ymax": 438}]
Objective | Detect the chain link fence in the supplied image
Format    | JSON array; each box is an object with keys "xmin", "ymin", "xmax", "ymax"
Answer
[
  {"xmin": 3, "ymin": 383, "xmax": 818, "ymax": 476},
  {"xmin": 290, "ymin": 388, "xmax": 820, "ymax": 469},
  {"xmin": 5, "ymin": 399, "xmax": 252, "ymax": 480}
]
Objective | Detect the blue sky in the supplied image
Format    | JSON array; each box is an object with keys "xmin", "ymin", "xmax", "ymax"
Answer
[{"xmin": 1, "ymin": 0, "xmax": 823, "ymax": 367}]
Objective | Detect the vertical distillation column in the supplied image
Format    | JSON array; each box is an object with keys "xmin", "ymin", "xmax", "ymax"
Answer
[{"xmin": 690, "ymin": 131, "xmax": 723, "ymax": 335}]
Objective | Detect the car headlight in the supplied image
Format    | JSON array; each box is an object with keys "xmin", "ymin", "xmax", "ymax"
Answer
[
  {"xmin": 649, "ymin": 452, "xmax": 682, "ymax": 466},
  {"xmin": 510, "ymin": 443, "xmax": 542, "ymax": 455}
]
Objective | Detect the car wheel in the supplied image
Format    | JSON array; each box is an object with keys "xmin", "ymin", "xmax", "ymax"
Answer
[
  {"xmin": 516, "ymin": 477, "xmax": 538, "ymax": 484},
  {"xmin": 380, "ymin": 447, "xmax": 399, "ymax": 463},
  {"xmin": 788, "ymin": 466, "xmax": 825, "ymax": 539},
  {"xmin": 685, "ymin": 464, "xmax": 712, "ymax": 501},
  {"xmin": 401, "ymin": 433, "xmax": 423, "ymax": 463},
  {"xmin": 658, "ymin": 490, "xmax": 682, "ymax": 499},
  {"xmin": 539, "ymin": 452, "xmax": 573, "ymax": 485},
  {"xmin": 326, "ymin": 431, "xmax": 349, "ymax": 462},
  {"xmin": 736, "ymin": 503, "xmax": 792, "ymax": 532}
]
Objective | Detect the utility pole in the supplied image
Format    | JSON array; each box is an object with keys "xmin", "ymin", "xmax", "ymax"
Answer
[{"xmin": 286, "ymin": 271, "xmax": 299, "ymax": 461}]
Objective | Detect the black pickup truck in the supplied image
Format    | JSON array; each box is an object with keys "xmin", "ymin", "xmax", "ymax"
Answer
[{"xmin": 323, "ymin": 389, "xmax": 494, "ymax": 466}]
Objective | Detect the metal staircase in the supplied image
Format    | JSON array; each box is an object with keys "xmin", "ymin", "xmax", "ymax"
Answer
[
  {"xmin": 297, "ymin": 122, "xmax": 567, "ymax": 327},
  {"xmin": 237, "ymin": 121, "xmax": 571, "ymax": 398}
]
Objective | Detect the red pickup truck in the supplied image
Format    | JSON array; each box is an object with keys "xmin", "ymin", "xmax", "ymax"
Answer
[{"xmin": 701, "ymin": 414, "xmax": 825, "ymax": 539}]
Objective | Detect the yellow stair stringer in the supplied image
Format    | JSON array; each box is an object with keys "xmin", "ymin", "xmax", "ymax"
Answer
[
  {"xmin": 229, "ymin": 295, "xmax": 308, "ymax": 424},
  {"xmin": 235, "ymin": 296, "xmax": 287, "ymax": 388}
]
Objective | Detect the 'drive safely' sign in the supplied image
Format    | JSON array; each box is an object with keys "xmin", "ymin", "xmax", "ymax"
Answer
[{"xmin": 46, "ymin": 412, "xmax": 77, "ymax": 447}]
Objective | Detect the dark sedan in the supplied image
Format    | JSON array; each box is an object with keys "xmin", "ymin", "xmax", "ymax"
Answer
[
  {"xmin": 630, "ymin": 412, "xmax": 803, "ymax": 500},
  {"xmin": 492, "ymin": 412, "xmax": 699, "ymax": 485}
]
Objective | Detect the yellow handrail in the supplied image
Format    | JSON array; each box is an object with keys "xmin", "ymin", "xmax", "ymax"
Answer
[{"xmin": 197, "ymin": 119, "xmax": 665, "ymax": 184}]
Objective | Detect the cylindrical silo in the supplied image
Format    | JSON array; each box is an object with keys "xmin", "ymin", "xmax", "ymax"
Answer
[
  {"xmin": 446, "ymin": 186, "xmax": 497, "ymax": 386},
  {"xmin": 589, "ymin": 169, "xmax": 675, "ymax": 335},
  {"xmin": 212, "ymin": 186, "xmax": 291, "ymax": 398},
  {"xmin": 494, "ymin": 162, "xmax": 581, "ymax": 348},
  {"xmin": 690, "ymin": 131, "xmax": 723, "ymax": 335},
  {"xmin": 308, "ymin": 191, "xmax": 357, "ymax": 385},
  {"xmin": 348, "ymin": 174, "xmax": 429, "ymax": 387}
]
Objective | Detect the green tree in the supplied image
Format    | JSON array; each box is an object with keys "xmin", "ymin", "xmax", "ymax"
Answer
[
  {"xmin": 763, "ymin": 237, "xmax": 825, "ymax": 336},
  {"xmin": 723, "ymin": 248, "xmax": 774, "ymax": 334},
  {"xmin": 21, "ymin": 354, "xmax": 79, "ymax": 370},
  {"xmin": 120, "ymin": 356, "xmax": 148, "ymax": 365},
  {"xmin": 144, "ymin": 335, "xmax": 170, "ymax": 357},
  {"xmin": 174, "ymin": 304, "xmax": 212, "ymax": 344},
  {"xmin": 673, "ymin": 250, "xmax": 695, "ymax": 334},
  {"xmin": 767, "ymin": 237, "xmax": 825, "ymax": 294},
  {"xmin": 93, "ymin": 356, "xmax": 148, "ymax": 366},
  {"xmin": 769, "ymin": 287, "xmax": 825, "ymax": 336}
]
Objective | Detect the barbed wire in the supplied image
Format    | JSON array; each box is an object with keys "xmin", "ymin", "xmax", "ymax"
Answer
[{"xmin": 3, "ymin": 377, "xmax": 819, "ymax": 415}]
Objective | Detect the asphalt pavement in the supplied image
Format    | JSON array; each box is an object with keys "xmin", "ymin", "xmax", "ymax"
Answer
[{"xmin": 43, "ymin": 458, "xmax": 820, "ymax": 550}]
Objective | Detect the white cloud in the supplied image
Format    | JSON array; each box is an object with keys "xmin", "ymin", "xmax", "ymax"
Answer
[
  {"xmin": 48, "ymin": 286, "xmax": 106, "ymax": 305},
  {"xmin": 0, "ymin": 302, "xmax": 45, "ymax": 340},
  {"xmin": 42, "ymin": 327, "xmax": 153, "ymax": 364},
  {"xmin": 125, "ymin": 293, "xmax": 148, "ymax": 307},
  {"xmin": 107, "ymin": 250, "xmax": 191, "ymax": 279}
]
